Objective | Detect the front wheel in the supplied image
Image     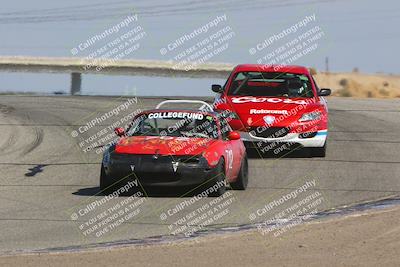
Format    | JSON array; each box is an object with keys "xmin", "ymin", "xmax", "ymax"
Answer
[
  {"xmin": 206, "ymin": 158, "xmax": 227, "ymax": 197},
  {"xmin": 230, "ymin": 154, "xmax": 248, "ymax": 190}
]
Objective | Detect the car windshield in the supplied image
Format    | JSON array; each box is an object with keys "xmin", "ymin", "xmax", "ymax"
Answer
[
  {"xmin": 228, "ymin": 71, "xmax": 314, "ymax": 98},
  {"xmin": 127, "ymin": 111, "xmax": 219, "ymax": 139}
]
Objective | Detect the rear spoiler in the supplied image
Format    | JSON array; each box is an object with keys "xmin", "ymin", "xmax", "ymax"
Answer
[{"xmin": 155, "ymin": 100, "xmax": 214, "ymax": 112}]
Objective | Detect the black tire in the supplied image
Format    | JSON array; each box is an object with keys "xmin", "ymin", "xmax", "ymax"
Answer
[
  {"xmin": 311, "ymin": 142, "xmax": 327, "ymax": 157},
  {"xmin": 207, "ymin": 158, "xmax": 227, "ymax": 197},
  {"xmin": 100, "ymin": 164, "xmax": 114, "ymax": 194},
  {"xmin": 230, "ymin": 154, "xmax": 248, "ymax": 190}
]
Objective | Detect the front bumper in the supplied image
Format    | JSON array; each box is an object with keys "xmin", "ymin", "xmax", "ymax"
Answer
[
  {"xmin": 104, "ymin": 154, "xmax": 214, "ymax": 187},
  {"xmin": 240, "ymin": 130, "xmax": 327, "ymax": 148}
]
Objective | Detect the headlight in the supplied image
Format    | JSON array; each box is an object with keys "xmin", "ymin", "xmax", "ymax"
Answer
[{"xmin": 298, "ymin": 112, "xmax": 321, "ymax": 122}]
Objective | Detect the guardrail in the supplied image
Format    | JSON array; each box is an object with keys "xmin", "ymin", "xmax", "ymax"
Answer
[{"xmin": 0, "ymin": 56, "xmax": 234, "ymax": 95}]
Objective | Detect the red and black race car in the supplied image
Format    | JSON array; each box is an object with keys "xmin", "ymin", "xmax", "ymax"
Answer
[
  {"xmin": 100, "ymin": 100, "xmax": 248, "ymax": 196},
  {"xmin": 212, "ymin": 64, "xmax": 331, "ymax": 157}
]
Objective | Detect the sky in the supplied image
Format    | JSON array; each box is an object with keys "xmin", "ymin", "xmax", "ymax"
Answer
[{"xmin": 0, "ymin": 0, "xmax": 398, "ymax": 95}]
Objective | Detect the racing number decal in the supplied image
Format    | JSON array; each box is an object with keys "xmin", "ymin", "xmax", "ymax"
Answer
[{"xmin": 225, "ymin": 149, "xmax": 234, "ymax": 169}]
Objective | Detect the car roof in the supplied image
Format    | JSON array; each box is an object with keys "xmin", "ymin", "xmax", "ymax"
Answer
[{"xmin": 233, "ymin": 64, "xmax": 310, "ymax": 75}]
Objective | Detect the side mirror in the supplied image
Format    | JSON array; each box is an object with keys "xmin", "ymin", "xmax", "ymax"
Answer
[
  {"xmin": 227, "ymin": 131, "xmax": 241, "ymax": 140},
  {"xmin": 318, "ymin": 88, "xmax": 331, "ymax": 96},
  {"xmin": 211, "ymin": 84, "xmax": 223, "ymax": 93},
  {"xmin": 114, "ymin": 127, "xmax": 125, "ymax": 137}
]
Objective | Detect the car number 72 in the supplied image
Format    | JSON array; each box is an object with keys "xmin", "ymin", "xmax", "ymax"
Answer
[{"xmin": 225, "ymin": 149, "xmax": 234, "ymax": 169}]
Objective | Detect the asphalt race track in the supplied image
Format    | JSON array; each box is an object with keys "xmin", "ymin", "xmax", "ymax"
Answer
[{"xmin": 0, "ymin": 95, "xmax": 399, "ymax": 253}]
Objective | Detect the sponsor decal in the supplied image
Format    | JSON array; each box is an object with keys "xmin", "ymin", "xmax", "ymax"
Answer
[
  {"xmin": 263, "ymin": 115, "xmax": 275, "ymax": 125},
  {"xmin": 148, "ymin": 112, "xmax": 204, "ymax": 120},
  {"xmin": 205, "ymin": 115, "xmax": 213, "ymax": 121},
  {"xmin": 250, "ymin": 109, "xmax": 288, "ymax": 115},
  {"xmin": 231, "ymin": 96, "xmax": 307, "ymax": 105},
  {"xmin": 225, "ymin": 149, "xmax": 234, "ymax": 169}
]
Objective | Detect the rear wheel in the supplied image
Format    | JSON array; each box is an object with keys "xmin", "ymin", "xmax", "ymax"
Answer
[
  {"xmin": 100, "ymin": 164, "xmax": 114, "ymax": 194},
  {"xmin": 230, "ymin": 154, "xmax": 248, "ymax": 190},
  {"xmin": 311, "ymin": 142, "xmax": 326, "ymax": 157}
]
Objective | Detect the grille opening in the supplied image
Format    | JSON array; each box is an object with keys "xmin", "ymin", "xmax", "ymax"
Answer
[
  {"xmin": 299, "ymin": 132, "xmax": 318, "ymax": 139},
  {"xmin": 177, "ymin": 156, "xmax": 200, "ymax": 164},
  {"xmin": 250, "ymin": 127, "xmax": 290, "ymax": 138},
  {"xmin": 137, "ymin": 172, "xmax": 180, "ymax": 182}
]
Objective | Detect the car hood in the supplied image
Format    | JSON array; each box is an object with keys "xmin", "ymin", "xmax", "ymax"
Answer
[
  {"xmin": 114, "ymin": 136, "xmax": 216, "ymax": 155},
  {"xmin": 226, "ymin": 96, "xmax": 320, "ymax": 127}
]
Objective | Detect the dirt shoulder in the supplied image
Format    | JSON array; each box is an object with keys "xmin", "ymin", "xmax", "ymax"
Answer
[
  {"xmin": 2, "ymin": 206, "xmax": 400, "ymax": 267},
  {"xmin": 314, "ymin": 72, "xmax": 400, "ymax": 98}
]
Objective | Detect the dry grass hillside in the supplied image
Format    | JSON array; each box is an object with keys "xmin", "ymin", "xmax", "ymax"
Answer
[{"xmin": 313, "ymin": 72, "xmax": 400, "ymax": 98}]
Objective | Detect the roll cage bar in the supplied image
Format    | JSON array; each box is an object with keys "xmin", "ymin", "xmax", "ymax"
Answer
[{"xmin": 155, "ymin": 100, "xmax": 214, "ymax": 112}]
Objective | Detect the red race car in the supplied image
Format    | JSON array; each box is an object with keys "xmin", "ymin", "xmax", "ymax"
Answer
[
  {"xmin": 100, "ymin": 100, "xmax": 248, "ymax": 196},
  {"xmin": 212, "ymin": 64, "xmax": 331, "ymax": 157}
]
